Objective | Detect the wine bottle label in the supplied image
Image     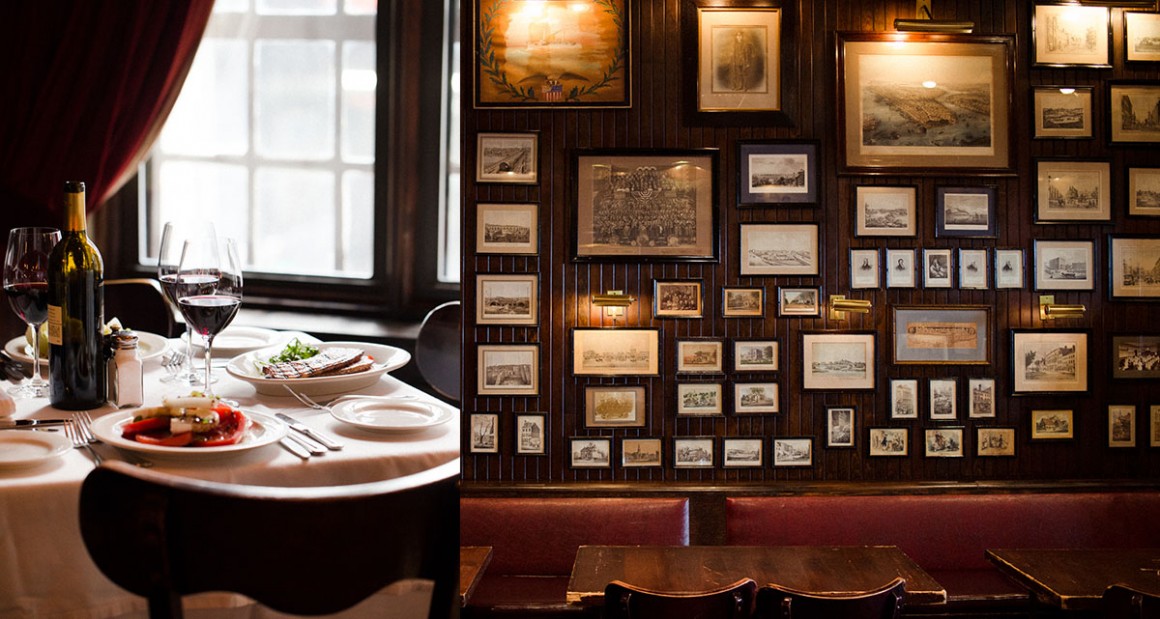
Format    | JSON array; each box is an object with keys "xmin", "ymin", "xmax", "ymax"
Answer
[{"xmin": 46, "ymin": 305, "xmax": 63, "ymax": 346}]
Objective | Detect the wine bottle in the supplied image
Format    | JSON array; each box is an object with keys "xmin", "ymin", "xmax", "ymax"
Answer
[{"xmin": 47, "ymin": 180, "xmax": 106, "ymax": 409}]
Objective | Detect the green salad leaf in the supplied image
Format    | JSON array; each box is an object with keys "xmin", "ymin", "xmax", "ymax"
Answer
[{"xmin": 267, "ymin": 338, "xmax": 319, "ymax": 364}]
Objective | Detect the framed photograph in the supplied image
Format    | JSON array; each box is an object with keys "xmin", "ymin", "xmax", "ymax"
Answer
[
  {"xmin": 677, "ymin": 339, "xmax": 725, "ymax": 375},
  {"xmin": 1031, "ymin": 409, "xmax": 1074, "ymax": 440},
  {"xmin": 654, "ymin": 280, "xmax": 703, "ymax": 318},
  {"xmin": 1035, "ymin": 160, "xmax": 1111, "ymax": 223},
  {"xmin": 892, "ymin": 305, "xmax": 991, "ymax": 365},
  {"xmin": 868, "ymin": 428, "xmax": 908, "ymax": 457},
  {"xmin": 477, "ymin": 203, "xmax": 538, "ymax": 255},
  {"xmin": 1034, "ymin": 239, "xmax": 1095, "ymax": 291},
  {"xmin": 474, "ymin": 0, "xmax": 630, "ymax": 108},
  {"xmin": 977, "ymin": 427, "xmax": 1015, "ymax": 457},
  {"xmin": 1011, "ymin": 330, "xmax": 1089, "ymax": 395},
  {"xmin": 696, "ymin": 8, "xmax": 782, "ymax": 113},
  {"xmin": 826, "ymin": 407, "xmax": 855, "ymax": 448},
  {"xmin": 1152, "ymin": 405, "xmax": 1160, "ymax": 448},
  {"xmin": 722, "ymin": 438, "xmax": 764, "ymax": 468},
  {"xmin": 850, "ymin": 249, "xmax": 880, "ymax": 289},
  {"xmin": 968, "ymin": 378, "xmax": 996, "ymax": 419},
  {"xmin": 478, "ymin": 344, "xmax": 539, "ymax": 396},
  {"xmin": 1032, "ymin": 86, "xmax": 1093, "ymax": 139},
  {"xmin": 994, "ymin": 249, "xmax": 1025, "ymax": 289},
  {"xmin": 1112, "ymin": 335, "xmax": 1160, "ymax": 380},
  {"xmin": 677, "ymin": 383, "xmax": 724, "ymax": 416},
  {"xmin": 837, "ymin": 32, "xmax": 1014, "ymax": 173},
  {"xmin": 1110, "ymin": 236, "xmax": 1160, "ymax": 299},
  {"xmin": 1128, "ymin": 167, "xmax": 1160, "ymax": 217},
  {"xmin": 622, "ymin": 438, "xmax": 663, "ymax": 468},
  {"xmin": 923, "ymin": 249, "xmax": 953, "ymax": 289},
  {"xmin": 801, "ymin": 332, "xmax": 875, "ymax": 391},
  {"xmin": 573, "ymin": 149, "xmax": 717, "ymax": 261},
  {"xmin": 958, "ymin": 249, "xmax": 989, "ymax": 290},
  {"xmin": 929, "ymin": 378, "xmax": 957, "ymax": 420},
  {"xmin": 1109, "ymin": 83, "xmax": 1160, "ymax": 144},
  {"xmin": 469, "ymin": 414, "xmax": 499, "ymax": 453},
  {"xmin": 673, "ymin": 437, "xmax": 714, "ymax": 469},
  {"xmin": 778, "ymin": 287, "xmax": 820, "ymax": 317},
  {"xmin": 854, "ymin": 186, "xmax": 917, "ymax": 237},
  {"xmin": 572, "ymin": 328, "xmax": 660, "ymax": 377},
  {"xmin": 1126, "ymin": 11, "xmax": 1160, "ymax": 63},
  {"xmin": 571, "ymin": 438, "xmax": 612, "ymax": 469},
  {"xmin": 739, "ymin": 223, "xmax": 819, "ymax": 276},
  {"xmin": 475, "ymin": 132, "xmax": 538, "ymax": 184},
  {"xmin": 734, "ymin": 382, "xmax": 779, "ymax": 414},
  {"xmin": 515, "ymin": 414, "xmax": 546, "ymax": 455},
  {"xmin": 885, "ymin": 249, "xmax": 916, "ymax": 289},
  {"xmin": 890, "ymin": 379, "xmax": 919, "ymax": 419},
  {"xmin": 476, "ymin": 274, "xmax": 538, "ymax": 326},
  {"xmin": 584, "ymin": 385, "xmax": 647, "ymax": 428},
  {"xmin": 1033, "ymin": 5, "xmax": 1111, "ymax": 68},
  {"xmin": 722, "ymin": 287, "xmax": 764, "ymax": 318},
  {"xmin": 1109, "ymin": 405, "xmax": 1137, "ymax": 448},
  {"xmin": 773, "ymin": 438, "xmax": 812, "ymax": 467},
  {"xmin": 733, "ymin": 339, "xmax": 779, "ymax": 373},
  {"xmin": 936, "ymin": 186, "xmax": 997, "ymax": 238},
  {"xmin": 737, "ymin": 141, "xmax": 818, "ymax": 204},
  {"xmin": 925, "ymin": 428, "xmax": 964, "ymax": 458}
]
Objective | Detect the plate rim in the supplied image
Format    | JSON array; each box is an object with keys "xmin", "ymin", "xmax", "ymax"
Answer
[
  {"xmin": 186, "ymin": 325, "xmax": 282, "ymax": 353},
  {"xmin": 225, "ymin": 341, "xmax": 411, "ymax": 385},
  {"xmin": 89, "ymin": 409, "xmax": 287, "ymax": 457},
  {"xmin": 0, "ymin": 431, "xmax": 71, "ymax": 467},
  {"xmin": 5, "ymin": 331, "xmax": 168, "ymax": 365},
  {"xmin": 330, "ymin": 398, "xmax": 454, "ymax": 433}
]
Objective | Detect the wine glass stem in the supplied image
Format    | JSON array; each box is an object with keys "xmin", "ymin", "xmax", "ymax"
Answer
[
  {"xmin": 203, "ymin": 335, "xmax": 215, "ymax": 398},
  {"xmin": 183, "ymin": 325, "xmax": 196, "ymax": 377},
  {"xmin": 28, "ymin": 323, "xmax": 45, "ymax": 388}
]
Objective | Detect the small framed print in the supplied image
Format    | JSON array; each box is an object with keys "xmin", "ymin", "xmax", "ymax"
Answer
[
  {"xmin": 868, "ymin": 428, "xmax": 908, "ymax": 457},
  {"xmin": 737, "ymin": 141, "xmax": 818, "ymax": 205},
  {"xmin": 469, "ymin": 414, "xmax": 498, "ymax": 453},
  {"xmin": 733, "ymin": 339, "xmax": 779, "ymax": 373},
  {"xmin": 1151, "ymin": 406, "xmax": 1160, "ymax": 448},
  {"xmin": 722, "ymin": 438, "xmax": 764, "ymax": 468},
  {"xmin": 1031, "ymin": 409, "xmax": 1074, "ymax": 440},
  {"xmin": 929, "ymin": 378, "xmax": 958, "ymax": 420},
  {"xmin": 1109, "ymin": 405, "xmax": 1137, "ymax": 448},
  {"xmin": 936, "ymin": 186, "xmax": 997, "ymax": 238},
  {"xmin": 734, "ymin": 382, "xmax": 779, "ymax": 414},
  {"xmin": 1034, "ymin": 239, "xmax": 1094, "ymax": 291},
  {"xmin": 654, "ymin": 280, "xmax": 703, "ymax": 318},
  {"xmin": 476, "ymin": 274, "xmax": 538, "ymax": 326},
  {"xmin": 696, "ymin": 8, "xmax": 783, "ymax": 113},
  {"xmin": 622, "ymin": 438, "xmax": 663, "ymax": 468},
  {"xmin": 571, "ymin": 438, "xmax": 612, "ymax": 469},
  {"xmin": 476, "ymin": 132, "xmax": 538, "ymax": 184},
  {"xmin": 1128, "ymin": 167, "xmax": 1160, "ymax": 217},
  {"xmin": 573, "ymin": 328, "xmax": 660, "ymax": 377},
  {"xmin": 957, "ymin": 249, "xmax": 988, "ymax": 290},
  {"xmin": 994, "ymin": 249, "xmax": 1025, "ymax": 289},
  {"xmin": 892, "ymin": 305, "xmax": 991, "ymax": 365},
  {"xmin": 1126, "ymin": 11, "xmax": 1160, "ymax": 63},
  {"xmin": 1111, "ymin": 335, "xmax": 1160, "ymax": 380},
  {"xmin": 826, "ymin": 407, "xmax": 855, "ymax": 448},
  {"xmin": 1032, "ymin": 86, "xmax": 1093, "ymax": 140},
  {"xmin": 515, "ymin": 414, "xmax": 546, "ymax": 455},
  {"xmin": 890, "ymin": 379, "xmax": 919, "ymax": 419},
  {"xmin": 673, "ymin": 437, "xmax": 714, "ymax": 469},
  {"xmin": 1035, "ymin": 160, "xmax": 1111, "ymax": 223},
  {"xmin": 778, "ymin": 287, "xmax": 821, "ymax": 317},
  {"xmin": 1109, "ymin": 83, "xmax": 1160, "ymax": 144},
  {"xmin": 1110, "ymin": 236, "xmax": 1160, "ymax": 299},
  {"xmin": 968, "ymin": 378, "xmax": 996, "ymax": 419},
  {"xmin": 478, "ymin": 344, "xmax": 539, "ymax": 396},
  {"xmin": 1033, "ymin": 5, "xmax": 1111, "ymax": 68},
  {"xmin": 584, "ymin": 385, "xmax": 647, "ymax": 428},
  {"xmin": 722, "ymin": 287, "xmax": 764, "ymax": 318},
  {"xmin": 925, "ymin": 427, "xmax": 964, "ymax": 458},
  {"xmin": 477, "ymin": 203, "xmax": 539, "ymax": 255},
  {"xmin": 773, "ymin": 438, "xmax": 812, "ymax": 467},
  {"xmin": 677, "ymin": 339, "xmax": 725, "ymax": 375},
  {"xmin": 739, "ymin": 223, "xmax": 819, "ymax": 277},
  {"xmin": 885, "ymin": 249, "xmax": 916, "ymax": 288},
  {"xmin": 854, "ymin": 186, "xmax": 917, "ymax": 237},
  {"xmin": 923, "ymin": 249, "xmax": 953, "ymax": 288},
  {"xmin": 802, "ymin": 332, "xmax": 875, "ymax": 391},
  {"xmin": 1012, "ymin": 330, "xmax": 1089, "ymax": 395},
  {"xmin": 677, "ymin": 383, "xmax": 724, "ymax": 416},
  {"xmin": 850, "ymin": 249, "xmax": 880, "ymax": 289},
  {"xmin": 977, "ymin": 427, "xmax": 1015, "ymax": 457}
]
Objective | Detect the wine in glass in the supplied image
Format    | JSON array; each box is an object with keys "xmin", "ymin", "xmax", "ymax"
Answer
[
  {"xmin": 175, "ymin": 236, "xmax": 242, "ymax": 399},
  {"xmin": 157, "ymin": 221, "xmax": 216, "ymax": 385},
  {"xmin": 3, "ymin": 227, "xmax": 61, "ymax": 398}
]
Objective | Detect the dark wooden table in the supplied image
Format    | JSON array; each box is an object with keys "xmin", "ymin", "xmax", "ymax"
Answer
[
  {"xmin": 985, "ymin": 548, "xmax": 1160, "ymax": 611},
  {"xmin": 566, "ymin": 545, "xmax": 946, "ymax": 607},
  {"xmin": 460, "ymin": 546, "xmax": 493, "ymax": 605}
]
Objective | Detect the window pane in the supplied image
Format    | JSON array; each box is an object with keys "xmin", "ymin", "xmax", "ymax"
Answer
[
  {"xmin": 343, "ymin": 0, "xmax": 376, "ymax": 16},
  {"xmin": 156, "ymin": 161, "xmax": 250, "ymax": 241},
  {"xmin": 341, "ymin": 41, "xmax": 375, "ymax": 164},
  {"xmin": 257, "ymin": 0, "xmax": 336, "ymax": 15},
  {"xmin": 252, "ymin": 167, "xmax": 337, "ymax": 275},
  {"xmin": 342, "ymin": 170, "xmax": 374, "ymax": 278},
  {"xmin": 214, "ymin": 0, "xmax": 250, "ymax": 13},
  {"xmin": 254, "ymin": 40, "xmax": 336, "ymax": 161},
  {"xmin": 159, "ymin": 39, "xmax": 249, "ymax": 157}
]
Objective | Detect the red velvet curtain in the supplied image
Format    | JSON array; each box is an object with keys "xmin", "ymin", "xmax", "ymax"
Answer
[{"xmin": 0, "ymin": 1, "xmax": 214, "ymax": 231}]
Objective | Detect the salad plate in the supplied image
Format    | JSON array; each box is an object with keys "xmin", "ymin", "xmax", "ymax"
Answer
[
  {"xmin": 0, "ymin": 432, "xmax": 71, "ymax": 469},
  {"xmin": 226, "ymin": 341, "xmax": 411, "ymax": 397},
  {"xmin": 329, "ymin": 398, "xmax": 455, "ymax": 434},
  {"xmin": 185, "ymin": 326, "xmax": 283, "ymax": 357},
  {"xmin": 5, "ymin": 331, "xmax": 169, "ymax": 366},
  {"xmin": 90, "ymin": 410, "xmax": 287, "ymax": 460}
]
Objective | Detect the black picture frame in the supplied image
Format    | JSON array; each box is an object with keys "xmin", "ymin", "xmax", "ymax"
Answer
[
  {"xmin": 737, "ymin": 140, "xmax": 819, "ymax": 205},
  {"xmin": 935, "ymin": 186, "xmax": 997, "ymax": 238}
]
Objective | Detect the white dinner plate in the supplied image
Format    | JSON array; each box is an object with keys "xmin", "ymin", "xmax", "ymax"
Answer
[
  {"xmin": 4, "ymin": 331, "xmax": 169, "ymax": 366},
  {"xmin": 90, "ymin": 409, "xmax": 287, "ymax": 460},
  {"xmin": 329, "ymin": 398, "xmax": 454, "ymax": 434},
  {"xmin": 0, "ymin": 432, "xmax": 71, "ymax": 469},
  {"xmin": 226, "ymin": 341, "xmax": 411, "ymax": 397},
  {"xmin": 185, "ymin": 326, "xmax": 283, "ymax": 357}
]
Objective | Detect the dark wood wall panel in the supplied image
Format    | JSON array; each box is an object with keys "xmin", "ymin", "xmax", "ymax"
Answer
[{"xmin": 462, "ymin": 0, "xmax": 1160, "ymax": 485}]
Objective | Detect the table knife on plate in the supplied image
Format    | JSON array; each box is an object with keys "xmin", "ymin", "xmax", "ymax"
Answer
[
  {"xmin": 0, "ymin": 418, "xmax": 70, "ymax": 429},
  {"xmin": 275, "ymin": 412, "xmax": 344, "ymax": 450}
]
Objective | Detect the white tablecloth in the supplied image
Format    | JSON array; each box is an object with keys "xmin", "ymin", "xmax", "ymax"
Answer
[{"xmin": 0, "ymin": 333, "xmax": 460, "ymax": 619}]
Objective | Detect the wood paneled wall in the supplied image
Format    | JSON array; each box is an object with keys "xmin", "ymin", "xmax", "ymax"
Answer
[{"xmin": 461, "ymin": 0, "xmax": 1160, "ymax": 484}]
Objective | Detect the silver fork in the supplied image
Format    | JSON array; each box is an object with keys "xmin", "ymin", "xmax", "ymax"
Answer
[
  {"xmin": 160, "ymin": 349, "xmax": 184, "ymax": 377},
  {"xmin": 74, "ymin": 411, "xmax": 152, "ymax": 468},
  {"xmin": 64, "ymin": 420, "xmax": 102, "ymax": 465},
  {"xmin": 284, "ymin": 385, "xmax": 331, "ymax": 411}
]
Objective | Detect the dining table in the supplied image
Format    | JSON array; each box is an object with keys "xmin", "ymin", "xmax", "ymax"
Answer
[
  {"xmin": 0, "ymin": 330, "xmax": 460, "ymax": 619},
  {"xmin": 985, "ymin": 548, "xmax": 1160, "ymax": 612}
]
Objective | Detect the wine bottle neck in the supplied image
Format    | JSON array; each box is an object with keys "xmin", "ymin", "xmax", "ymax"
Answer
[{"xmin": 63, "ymin": 188, "xmax": 87, "ymax": 233}]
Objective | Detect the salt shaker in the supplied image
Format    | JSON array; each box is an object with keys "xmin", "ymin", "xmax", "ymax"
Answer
[{"xmin": 107, "ymin": 330, "xmax": 143, "ymax": 408}]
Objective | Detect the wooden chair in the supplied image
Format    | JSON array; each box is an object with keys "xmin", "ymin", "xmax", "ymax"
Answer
[
  {"xmin": 755, "ymin": 577, "xmax": 905, "ymax": 619},
  {"xmin": 1103, "ymin": 583, "xmax": 1160, "ymax": 619},
  {"xmin": 79, "ymin": 458, "xmax": 460, "ymax": 619},
  {"xmin": 414, "ymin": 300, "xmax": 460, "ymax": 403},
  {"xmin": 603, "ymin": 578, "xmax": 757, "ymax": 619},
  {"xmin": 105, "ymin": 277, "xmax": 179, "ymax": 337}
]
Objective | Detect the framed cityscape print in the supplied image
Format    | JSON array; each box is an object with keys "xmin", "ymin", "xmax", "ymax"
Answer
[
  {"xmin": 923, "ymin": 249, "xmax": 953, "ymax": 289},
  {"xmin": 868, "ymin": 428, "xmax": 908, "ymax": 457},
  {"xmin": 733, "ymin": 339, "xmax": 778, "ymax": 373},
  {"xmin": 826, "ymin": 407, "xmax": 855, "ymax": 448},
  {"xmin": 739, "ymin": 223, "xmax": 819, "ymax": 276},
  {"xmin": 722, "ymin": 438, "xmax": 764, "ymax": 468},
  {"xmin": 1035, "ymin": 160, "xmax": 1111, "ymax": 223},
  {"xmin": 854, "ymin": 186, "xmax": 917, "ymax": 237},
  {"xmin": 1011, "ymin": 330, "xmax": 1089, "ymax": 395},
  {"xmin": 1034, "ymin": 239, "xmax": 1094, "ymax": 291},
  {"xmin": 977, "ymin": 427, "xmax": 1015, "ymax": 457},
  {"xmin": 773, "ymin": 438, "xmax": 812, "ymax": 467},
  {"xmin": 571, "ymin": 438, "xmax": 612, "ymax": 469},
  {"xmin": 476, "ymin": 132, "xmax": 538, "ymax": 184},
  {"xmin": 478, "ymin": 344, "xmax": 539, "ymax": 396},
  {"xmin": 515, "ymin": 414, "xmax": 546, "ymax": 455},
  {"xmin": 837, "ymin": 32, "xmax": 1014, "ymax": 173},
  {"xmin": 892, "ymin": 305, "xmax": 991, "ymax": 365},
  {"xmin": 674, "ymin": 437, "xmax": 714, "ymax": 469},
  {"xmin": 886, "ymin": 249, "xmax": 916, "ymax": 288},
  {"xmin": 737, "ymin": 141, "xmax": 818, "ymax": 204},
  {"xmin": 1126, "ymin": 11, "xmax": 1160, "ymax": 63},
  {"xmin": 469, "ymin": 413, "xmax": 498, "ymax": 453},
  {"xmin": 573, "ymin": 149, "xmax": 718, "ymax": 261},
  {"xmin": 994, "ymin": 249, "xmax": 1025, "ymax": 289},
  {"xmin": 968, "ymin": 378, "xmax": 996, "ymax": 418},
  {"xmin": 1108, "ymin": 405, "xmax": 1136, "ymax": 448},
  {"xmin": 677, "ymin": 383, "xmax": 724, "ymax": 416},
  {"xmin": 696, "ymin": 8, "xmax": 782, "ymax": 113},
  {"xmin": 722, "ymin": 286, "xmax": 764, "ymax": 317},
  {"xmin": 677, "ymin": 339, "xmax": 725, "ymax": 375},
  {"xmin": 925, "ymin": 428, "xmax": 963, "ymax": 458},
  {"xmin": 654, "ymin": 280, "xmax": 703, "ymax": 318},
  {"xmin": 1032, "ymin": 5, "xmax": 1111, "ymax": 68},
  {"xmin": 733, "ymin": 382, "xmax": 779, "ymax": 414},
  {"xmin": 1032, "ymin": 86, "xmax": 1093, "ymax": 139},
  {"xmin": 935, "ymin": 186, "xmax": 997, "ymax": 238},
  {"xmin": 622, "ymin": 438, "xmax": 663, "ymax": 468},
  {"xmin": 1031, "ymin": 409, "xmax": 1074, "ymax": 440},
  {"xmin": 584, "ymin": 385, "xmax": 647, "ymax": 428},
  {"xmin": 476, "ymin": 274, "xmax": 537, "ymax": 326},
  {"xmin": 850, "ymin": 249, "xmax": 880, "ymax": 289},
  {"xmin": 801, "ymin": 332, "xmax": 875, "ymax": 391},
  {"xmin": 778, "ymin": 287, "xmax": 821, "ymax": 317},
  {"xmin": 475, "ymin": 0, "xmax": 630, "ymax": 108},
  {"xmin": 477, "ymin": 203, "xmax": 539, "ymax": 255},
  {"xmin": 572, "ymin": 328, "xmax": 660, "ymax": 377},
  {"xmin": 1109, "ymin": 236, "xmax": 1160, "ymax": 299},
  {"xmin": 1109, "ymin": 83, "xmax": 1160, "ymax": 144},
  {"xmin": 890, "ymin": 379, "xmax": 919, "ymax": 419},
  {"xmin": 958, "ymin": 249, "xmax": 989, "ymax": 290},
  {"xmin": 1128, "ymin": 167, "xmax": 1160, "ymax": 217},
  {"xmin": 929, "ymin": 378, "xmax": 957, "ymax": 420},
  {"xmin": 1111, "ymin": 335, "xmax": 1160, "ymax": 380}
]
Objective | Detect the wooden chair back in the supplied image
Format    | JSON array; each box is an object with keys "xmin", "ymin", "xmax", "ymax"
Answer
[
  {"xmin": 755, "ymin": 577, "xmax": 905, "ymax": 619},
  {"xmin": 79, "ymin": 459, "xmax": 460, "ymax": 619},
  {"xmin": 105, "ymin": 278, "xmax": 178, "ymax": 337},
  {"xmin": 415, "ymin": 300, "xmax": 461, "ymax": 403},
  {"xmin": 604, "ymin": 578, "xmax": 757, "ymax": 619},
  {"xmin": 1103, "ymin": 583, "xmax": 1160, "ymax": 619}
]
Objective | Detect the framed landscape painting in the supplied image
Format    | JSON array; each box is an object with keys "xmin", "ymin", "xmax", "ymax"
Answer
[
  {"xmin": 739, "ymin": 223, "xmax": 819, "ymax": 276},
  {"xmin": 722, "ymin": 287, "xmax": 764, "ymax": 317},
  {"xmin": 935, "ymin": 186, "xmax": 996, "ymax": 238},
  {"xmin": 477, "ymin": 203, "xmax": 538, "ymax": 254},
  {"xmin": 1035, "ymin": 160, "xmax": 1111, "ymax": 222},
  {"xmin": 478, "ymin": 344, "xmax": 539, "ymax": 396},
  {"xmin": 677, "ymin": 339, "xmax": 724, "ymax": 374},
  {"xmin": 733, "ymin": 382, "xmax": 779, "ymax": 414},
  {"xmin": 1011, "ymin": 330, "xmax": 1089, "ymax": 395},
  {"xmin": 801, "ymin": 332, "xmax": 875, "ymax": 391},
  {"xmin": 1126, "ymin": 11, "xmax": 1160, "ymax": 63},
  {"xmin": 1031, "ymin": 409, "xmax": 1074, "ymax": 440},
  {"xmin": 737, "ymin": 141, "xmax": 818, "ymax": 204},
  {"xmin": 854, "ymin": 186, "xmax": 917, "ymax": 237},
  {"xmin": 778, "ymin": 287, "xmax": 820, "ymax": 317},
  {"xmin": 1032, "ymin": 86, "xmax": 1093, "ymax": 139},
  {"xmin": 476, "ymin": 274, "xmax": 537, "ymax": 326},
  {"xmin": 1128, "ymin": 167, "xmax": 1160, "ymax": 217},
  {"xmin": 733, "ymin": 339, "xmax": 778, "ymax": 373},
  {"xmin": 572, "ymin": 328, "xmax": 660, "ymax": 377},
  {"xmin": 476, "ymin": 133, "xmax": 538, "ymax": 184}
]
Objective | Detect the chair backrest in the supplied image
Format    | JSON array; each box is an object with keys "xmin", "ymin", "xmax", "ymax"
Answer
[
  {"xmin": 415, "ymin": 300, "xmax": 461, "ymax": 402},
  {"xmin": 105, "ymin": 278, "xmax": 178, "ymax": 338},
  {"xmin": 79, "ymin": 459, "xmax": 460, "ymax": 619},
  {"xmin": 604, "ymin": 578, "xmax": 757, "ymax": 619},
  {"xmin": 755, "ymin": 577, "xmax": 906, "ymax": 619},
  {"xmin": 1103, "ymin": 583, "xmax": 1160, "ymax": 619}
]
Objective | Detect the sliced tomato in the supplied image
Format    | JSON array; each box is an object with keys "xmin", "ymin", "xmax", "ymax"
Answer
[
  {"xmin": 121, "ymin": 416, "xmax": 170, "ymax": 438},
  {"xmin": 191, "ymin": 409, "xmax": 247, "ymax": 447},
  {"xmin": 135, "ymin": 429, "xmax": 193, "ymax": 447}
]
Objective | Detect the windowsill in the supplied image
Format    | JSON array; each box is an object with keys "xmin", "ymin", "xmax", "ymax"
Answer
[{"xmin": 232, "ymin": 307, "xmax": 422, "ymax": 344}]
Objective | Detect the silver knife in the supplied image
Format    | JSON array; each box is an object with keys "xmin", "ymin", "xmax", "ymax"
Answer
[
  {"xmin": 279, "ymin": 437, "xmax": 312, "ymax": 460},
  {"xmin": 0, "ymin": 419, "xmax": 71, "ymax": 429},
  {"xmin": 275, "ymin": 413, "xmax": 344, "ymax": 451},
  {"xmin": 285, "ymin": 430, "xmax": 326, "ymax": 456}
]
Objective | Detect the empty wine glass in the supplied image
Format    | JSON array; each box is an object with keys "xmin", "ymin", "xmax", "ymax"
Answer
[
  {"xmin": 3, "ymin": 227, "xmax": 61, "ymax": 398},
  {"xmin": 175, "ymin": 236, "xmax": 242, "ymax": 399},
  {"xmin": 157, "ymin": 221, "xmax": 216, "ymax": 385}
]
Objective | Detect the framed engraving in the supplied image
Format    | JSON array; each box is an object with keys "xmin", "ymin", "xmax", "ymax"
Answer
[
  {"xmin": 929, "ymin": 378, "xmax": 957, "ymax": 420},
  {"xmin": 584, "ymin": 385, "xmax": 647, "ymax": 428},
  {"xmin": 869, "ymin": 428, "xmax": 908, "ymax": 457},
  {"xmin": 737, "ymin": 141, "xmax": 818, "ymax": 204},
  {"xmin": 886, "ymin": 249, "xmax": 916, "ymax": 288},
  {"xmin": 994, "ymin": 249, "xmax": 1025, "ymax": 289},
  {"xmin": 739, "ymin": 223, "xmax": 819, "ymax": 276},
  {"xmin": 478, "ymin": 344, "xmax": 539, "ymax": 396},
  {"xmin": 977, "ymin": 427, "xmax": 1015, "ymax": 457},
  {"xmin": 733, "ymin": 382, "xmax": 779, "ymax": 414},
  {"xmin": 673, "ymin": 437, "xmax": 714, "ymax": 469},
  {"xmin": 654, "ymin": 280, "xmax": 703, "ymax": 318},
  {"xmin": 1034, "ymin": 239, "xmax": 1094, "ymax": 291},
  {"xmin": 733, "ymin": 339, "xmax": 779, "ymax": 373},
  {"xmin": 936, "ymin": 186, "xmax": 997, "ymax": 238},
  {"xmin": 1128, "ymin": 167, "xmax": 1160, "ymax": 217},
  {"xmin": 1035, "ymin": 160, "xmax": 1111, "ymax": 223},
  {"xmin": 572, "ymin": 328, "xmax": 660, "ymax": 377},
  {"xmin": 923, "ymin": 249, "xmax": 953, "ymax": 289},
  {"xmin": 1032, "ymin": 86, "xmax": 1093, "ymax": 139},
  {"xmin": 571, "ymin": 438, "xmax": 612, "ymax": 469},
  {"xmin": 891, "ymin": 305, "xmax": 991, "ymax": 365},
  {"xmin": 777, "ymin": 287, "xmax": 821, "ymax": 317},
  {"xmin": 850, "ymin": 249, "xmax": 880, "ymax": 289},
  {"xmin": 1033, "ymin": 5, "xmax": 1111, "ymax": 68},
  {"xmin": 925, "ymin": 427, "xmax": 964, "ymax": 458},
  {"xmin": 1109, "ymin": 83, "xmax": 1160, "ymax": 144},
  {"xmin": 677, "ymin": 339, "xmax": 725, "ymax": 375},
  {"xmin": 958, "ymin": 249, "xmax": 989, "ymax": 290},
  {"xmin": 476, "ymin": 132, "xmax": 538, "ymax": 184},
  {"xmin": 826, "ymin": 407, "xmax": 855, "ymax": 448},
  {"xmin": 773, "ymin": 437, "xmax": 812, "ymax": 467},
  {"xmin": 801, "ymin": 332, "xmax": 875, "ymax": 391},
  {"xmin": 1012, "ymin": 330, "xmax": 1089, "ymax": 395},
  {"xmin": 469, "ymin": 413, "xmax": 499, "ymax": 454},
  {"xmin": 477, "ymin": 203, "xmax": 539, "ymax": 255},
  {"xmin": 622, "ymin": 438, "xmax": 663, "ymax": 468},
  {"xmin": 722, "ymin": 437, "xmax": 764, "ymax": 468},
  {"xmin": 476, "ymin": 274, "xmax": 537, "ymax": 326},
  {"xmin": 1126, "ymin": 11, "xmax": 1160, "ymax": 63},
  {"xmin": 676, "ymin": 382, "xmax": 724, "ymax": 416},
  {"xmin": 968, "ymin": 378, "xmax": 996, "ymax": 419},
  {"xmin": 1109, "ymin": 235, "xmax": 1160, "ymax": 299},
  {"xmin": 696, "ymin": 8, "xmax": 782, "ymax": 113},
  {"xmin": 1111, "ymin": 335, "xmax": 1160, "ymax": 380},
  {"xmin": 890, "ymin": 379, "xmax": 919, "ymax": 419},
  {"xmin": 1031, "ymin": 409, "xmax": 1074, "ymax": 440},
  {"xmin": 722, "ymin": 286, "xmax": 764, "ymax": 317},
  {"xmin": 854, "ymin": 186, "xmax": 917, "ymax": 237},
  {"xmin": 515, "ymin": 414, "xmax": 546, "ymax": 455},
  {"xmin": 1109, "ymin": 405, "xmax": 1137, "ymax": 448}
]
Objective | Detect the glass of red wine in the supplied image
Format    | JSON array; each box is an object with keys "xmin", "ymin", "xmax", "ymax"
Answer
[
  {"xmin": 3, "ymin": 227, "xmax": 61, "ymax": 398},
  {"xmin": 158, "ymin": 221, "xmax": 216, "ymax": 385},
  {"xmin": 175, "ymin": 236, "xmax": 242, "ymax": 399}
]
